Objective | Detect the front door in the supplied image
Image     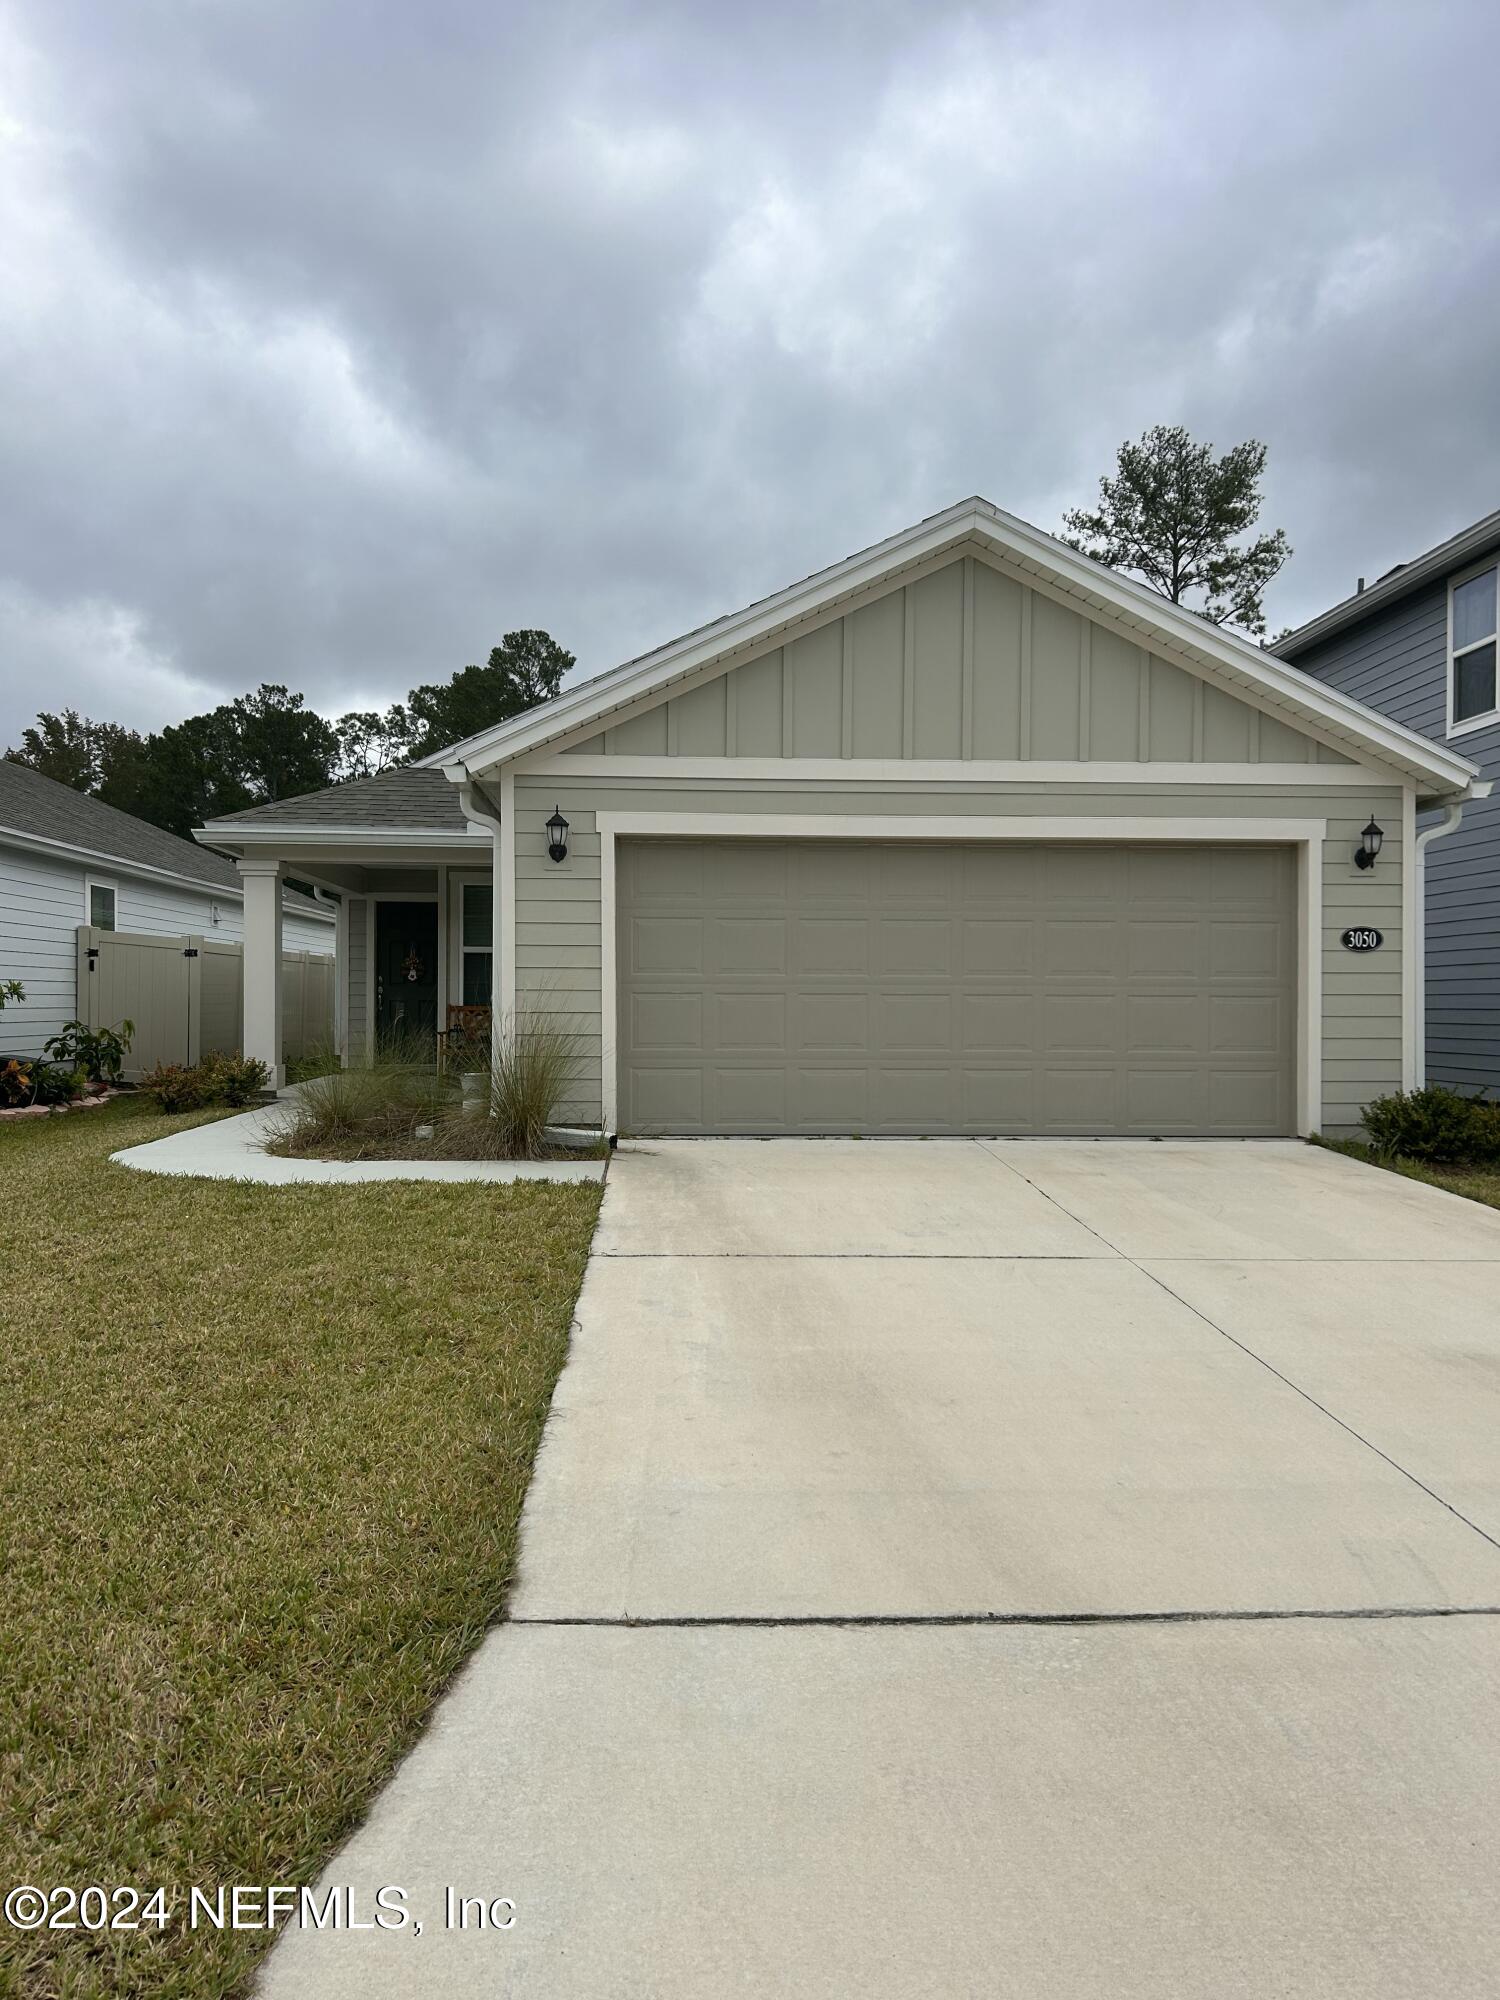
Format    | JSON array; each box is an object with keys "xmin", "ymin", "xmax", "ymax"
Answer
[{"xmin": 375, "ymin": 901, "xmax": 439, "ymax": 1052}]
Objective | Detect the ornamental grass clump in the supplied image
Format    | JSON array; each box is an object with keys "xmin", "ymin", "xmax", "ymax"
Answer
[{"xmin": 481, "ymin": 1007, "xmax": 590, "ymax": 1159}]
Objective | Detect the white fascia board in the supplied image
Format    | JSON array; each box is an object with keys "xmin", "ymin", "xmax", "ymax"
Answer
[
  {"xmin": 515, "ymin": 755, "xmax": 1406, "ymax": 788},
  {"xmin": 0, "ymin": 822, "xmax": 330, "ymax": 919},
  {"xmin": 196, "ymin": 823, "xmax": 480, "ymax": 849},
  {"xmin": 439, "ymin": 497, "xmax": 1480, "ymax": 798}
]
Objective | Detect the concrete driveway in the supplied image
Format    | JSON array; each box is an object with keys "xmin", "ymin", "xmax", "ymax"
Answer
[{"xmin": 261, "ymin": 1140, "xmax": 1500, "ymax": 1998}]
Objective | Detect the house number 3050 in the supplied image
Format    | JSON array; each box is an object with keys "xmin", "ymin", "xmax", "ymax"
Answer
[{"xmin": 1340, "ymin": 927, "xmax": 1383, "ymax": 952}]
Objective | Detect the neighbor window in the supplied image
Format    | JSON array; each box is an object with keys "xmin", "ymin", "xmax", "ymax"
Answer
[
  {"xmin": 87, "ymin": 880, "xmax": 117, "ymax": 930},
  {"xmin": 460, "ymin": 881, "xmax": 493, "ymax": 1005},
  {"xmin": 1451, "ymin": 563, "xmax": 1498, "ymax": 729}
]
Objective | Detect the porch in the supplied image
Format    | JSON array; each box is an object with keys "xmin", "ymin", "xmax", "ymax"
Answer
[{"xmin": 237, "ymin": 860, "xmax": 495, "ymax": 1083}]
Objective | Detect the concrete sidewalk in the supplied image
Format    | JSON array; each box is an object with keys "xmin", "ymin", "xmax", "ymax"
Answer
[{"xmin": 258, "ymin": 1140, "xmax": 1500, "ymax": 1997}]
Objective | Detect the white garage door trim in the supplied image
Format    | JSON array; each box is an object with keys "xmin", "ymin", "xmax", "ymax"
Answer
[{"xmin": 596, "ymin": 813, "xmax": 1327, "ymax": 1139}]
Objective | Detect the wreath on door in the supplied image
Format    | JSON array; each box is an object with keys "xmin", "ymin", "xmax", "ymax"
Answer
[{"xmin": 402, "ymin": 947, "xmax": 425, "ymax": 983}]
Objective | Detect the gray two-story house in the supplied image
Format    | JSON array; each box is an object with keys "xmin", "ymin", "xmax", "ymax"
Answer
[{"xmin": 1277, "ymin": 510, "xmax": 1500, "ymax": 1092}]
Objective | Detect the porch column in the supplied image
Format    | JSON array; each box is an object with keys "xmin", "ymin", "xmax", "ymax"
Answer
[{"xmin": 239, "ymin": 859, "xmax": 284, "ymax": 1088}]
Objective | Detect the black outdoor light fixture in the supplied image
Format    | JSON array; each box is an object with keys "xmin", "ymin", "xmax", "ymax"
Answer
[
  {"xmin": 1354, "ymin": 815, "xmax": 1384, "ymax": 871},
  {"xmin": 546, "ymin": 806, "xmax": 570, "ymax": 863}
]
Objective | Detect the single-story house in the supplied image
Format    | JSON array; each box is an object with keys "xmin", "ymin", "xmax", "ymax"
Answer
[
  {"xmin": 1274, "ymin": 507, "xmax": 1500, "ymax": 1092},
  {"xmin": 0, "ymin": 758, "xmax": 335, "ymax": 1059},
  {"xmin": 199, "ymin": 497, "xmax": 1486, "ymax": 1138}
]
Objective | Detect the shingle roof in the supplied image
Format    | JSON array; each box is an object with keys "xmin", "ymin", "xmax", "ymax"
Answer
[
  {"xmin": 0, "ymin": 759, "xmax": 330, "ymax": 912},
  {"xmin": 204, "ymin": 764, "xmax": 467, "ymax": 831},
  {"xmin": 1277, "ymin": 507, "xmax": 1500, "ymax": 659}
]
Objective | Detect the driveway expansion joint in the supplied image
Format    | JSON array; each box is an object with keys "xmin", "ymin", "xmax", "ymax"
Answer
[
  {"xmin": 507, "ymin": 1606, "xmax": 1500, "ymax": 1630},
  {"xmin": 976, "ymin": 1139, "xmax": 1500, "ymax": 1558}
]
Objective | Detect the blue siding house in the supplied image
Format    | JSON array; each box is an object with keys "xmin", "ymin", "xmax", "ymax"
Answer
[{"xmin": 1278, "ymin": 511, "xmax": 1500, "ymax": 1091}]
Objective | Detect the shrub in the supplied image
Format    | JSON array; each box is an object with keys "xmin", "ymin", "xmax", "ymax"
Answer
[
  {"xmin": 1361, "ymin": 1085, "xmax": 1500, "ymax": 1165},
  {"xmin": 0, "ymin": 1057, "xmax": 86, "ymax": 1108},
  {"xmin": 0, "ymin": 978, "xmax": 23, "ymax": 1009},
  {"xmin": 43, "ymin": 1018, "xmax": 134, "ymax": 1082},
  {"xmin": 141, "ymin": 1051, "xmax": 271, "ymax": 1112},
  {"xmin": 140, "ymin": 1062, "xmax": 208, "ymax": 1113},
  {"xmin": 198, "ymin": 1050, "xmax": 270, "ymax": 1105}
]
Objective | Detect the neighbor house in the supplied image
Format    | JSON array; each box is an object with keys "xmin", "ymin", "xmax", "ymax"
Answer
[
  {"xmin": 1275, "ymin": 509, "xmax": 1500, "ymax": 1093},
  {"xmin": 0, "ymin": 758, "xmax": 335, "ymax": 1063},
  {"xmin": 198, "ymin": 498, "xmax": 1482, "ymax": 1138}
]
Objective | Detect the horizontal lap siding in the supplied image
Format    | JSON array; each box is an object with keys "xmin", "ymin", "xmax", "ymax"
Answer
[
  {"xmin": 1291, "ymin": 577, "xmax": 1500, "ymax": 1092},
  {"xmin": 512, "ymin": 777, "xmax": 1404, "ymax": 1133}
]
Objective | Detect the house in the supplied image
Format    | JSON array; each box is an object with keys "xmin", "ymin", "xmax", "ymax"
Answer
[
  {"xmin": 0, "ymin": 758, "xmax": 335, "ymax": 1060},
  {"xmin": 198, "ymin": 498, "xmax": 1483, "ymax": 1138},
  {"xmin": 1275, "ymin": 509, "xmax": 1500, "ymax": 1093}
]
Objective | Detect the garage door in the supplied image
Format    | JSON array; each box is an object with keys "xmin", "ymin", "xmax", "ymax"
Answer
[{"xmin": 617, "ymin": 839, "xmax": 1297, "ymax": 1137}]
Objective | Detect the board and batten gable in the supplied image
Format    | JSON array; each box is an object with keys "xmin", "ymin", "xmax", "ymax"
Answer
[
  {"xmin": 508, "ymin": 773, "xmax": 1405, "ymax": 1138},
  {"xmin": 1286, "ymin": 571, "xmax": 1500, "ymax": 1093},
  {"xmin": 561, "ymin": 558, "xmax": 1353, "ymax": 767}
]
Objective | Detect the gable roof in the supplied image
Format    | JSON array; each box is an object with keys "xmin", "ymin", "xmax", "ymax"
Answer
[
  {"xmin": 429, "ymin": 496, "xmax": 1481, "ymax": 801},
  {"xmin": 0, "ymin": 759, "xmax": 331, "ymax": 913},
  {"xmin": 1275, "ymin": 506, "xmax": 1500, "ymax": 662},
  {"xmin": 205, "ymin": 765, "xmax": 466, "ymax": 833}
]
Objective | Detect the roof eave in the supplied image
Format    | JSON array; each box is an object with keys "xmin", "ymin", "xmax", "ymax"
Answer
[
  {"xmin": 441, "ymin": 497, "xmax": 1479, "ymax": 800},
  {"xmin": 1276, "ymin": 511, "xmax": 1500, "ymax": 660}
]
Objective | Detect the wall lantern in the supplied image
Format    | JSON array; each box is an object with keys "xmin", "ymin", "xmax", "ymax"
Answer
[
  {"xmin": 1354, "ymin": 816, "xmax": 1384, "ymax": 871},
  {"xmin": 546, "ymin": 806, "xmax": 570, "ymax": 863}
]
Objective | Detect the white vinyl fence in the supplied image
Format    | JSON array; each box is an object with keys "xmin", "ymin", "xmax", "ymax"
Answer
[{"xmin": 75, "ymin": 926, "xmax": 333, "ymax": 1079}]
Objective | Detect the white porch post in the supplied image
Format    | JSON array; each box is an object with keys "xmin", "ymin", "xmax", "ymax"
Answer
[{"xmin": 239, "ymin": 859, "xmax": 285, "ymax": 1088}]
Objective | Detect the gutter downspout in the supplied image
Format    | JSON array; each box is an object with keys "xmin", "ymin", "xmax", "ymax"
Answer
[
  {"xmin": 1414, "ymin": 783, "xmax": 1490, "ymax": 1087},
  {"xmin": 450, "ymin": 766, "xmax": 504, "ymax": 1080}
]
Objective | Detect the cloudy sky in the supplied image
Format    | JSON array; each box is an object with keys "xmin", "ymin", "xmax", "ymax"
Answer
[{"xmin": 2, "ymin": 0, "xmax": 1497, "ymax": 747}]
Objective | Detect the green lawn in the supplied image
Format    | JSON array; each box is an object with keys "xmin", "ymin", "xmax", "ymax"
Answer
[
  {"xmin": 0, "ymin": 1098, "xmax": 602, "ymax": 2000},
  {"xmin": 1317, "ymin": 1135, "xmax": 1500, "ymax": 1211}
]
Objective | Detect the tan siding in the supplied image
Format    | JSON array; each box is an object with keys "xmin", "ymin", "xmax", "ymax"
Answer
[
  {"xmin": 561, "ymin": 557, "xmax": 1349, "ymax": 771},
  {"xmin": 511, "ymin": 774, "xmax": 1405, "ymax": 1134}
]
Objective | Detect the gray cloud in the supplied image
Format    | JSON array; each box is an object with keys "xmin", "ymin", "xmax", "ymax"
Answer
[{"xmin": 2, "ymin": 0, "xmax": 1498, "ymax": 745}]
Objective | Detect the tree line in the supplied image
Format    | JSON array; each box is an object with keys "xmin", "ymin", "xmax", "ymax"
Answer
[{"xmin": 3, "ymin": 630, "xmax": 574, "ymax": 840}]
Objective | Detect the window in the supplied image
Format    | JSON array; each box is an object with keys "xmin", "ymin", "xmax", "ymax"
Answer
[
  {"xmin": 1451, "ymin": 563, "xmax": 1498, "ymax": 730},
  {"xmin": 86, "ymin": 879, "xmax": 117, "ymax": 930},
  {"xmin": 460, "ymin": 881, "xmax": 493, "ymax": 1005}
]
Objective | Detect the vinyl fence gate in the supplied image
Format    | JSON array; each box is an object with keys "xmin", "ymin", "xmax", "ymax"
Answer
[{"xmin": 76, "ymin": 927, "xmax": 334, "ymax": 1080}]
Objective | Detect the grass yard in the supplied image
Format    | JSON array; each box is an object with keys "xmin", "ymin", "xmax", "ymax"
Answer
[
  {"xmin": 1317, "ymin": 1136, "xmax": 1500, "ymax": 1212},
  {"xmin": 0, "ymin": 1098, "xmax": 602, "ymax": 2000}
]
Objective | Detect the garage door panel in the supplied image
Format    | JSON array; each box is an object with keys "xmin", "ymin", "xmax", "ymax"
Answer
[
  {"xmin": 1042, "ymin": 919, "xmax": 1121, "ymax": 978},
  {"xmin": 795, "ymin": 991, "xmax": 869, "ymax": 1052},
  {"xmin": 630, "ymin": 915, "xmax": 703, "ymax": 974},
  {"xmin": 710, "ymin": 916, "xmax": 787, "ymax": 975},
  {"xmin": 1209, "ymin": 919, "xmax": 1285, "ymax": 979},
  {"xmin": 962, "ymin": 918, "xmax": 1035, "ymax": 975},
  {"xmin": 875, "ymin": 992, "xmax": 954, "ymax": 1053},
  {"xmin": 715, "ymin": 991, "xmax": 786, "ymax": 1051},
  {"xmin": 1040, "ymin": 993, "xmax": 1121, "ymax": 1055},
  {"xmin": 1125, "ymin": 1068, "xmax": 1203, "ymax": 1130},
  {"xmin": 1125, "ymin": 993, "xmax": 1204, "ymax": 1056},
  {"xmin": 618, "ymin": 840, "xmax": 1295, "ymax": 1136},
  {"xmin": 1209, "ymin": 994, "xmax": 1282, "ymax": 1055},
  {"xmin": 1128, "ymin": 920, "xmax": 1201, "ymax": 978},
  {"xmin": 793, "ymin": 1067, "xmax": 869, "ymax": 1127},
  {"xmin": 795, "ymin": 916, "xmax": 870, "ymax": 974},
  {"xmin": 878, "ymin": 918, "xmax": 952, "ymax": 976},
  {"xmin": 712, "ymin": 1067, "xmax": 787, "ymax": 1129},
  {"xmin": 632, "ymin": 991, "xmax": 704, "ymax": 1051},
  {"xmin": 959, "ymin": 1066, "xmax": 1035, "ymax": 1128},
  {"xmin": 631, "ymin": 1067, "xmax": 704, "ymax": 1128}
]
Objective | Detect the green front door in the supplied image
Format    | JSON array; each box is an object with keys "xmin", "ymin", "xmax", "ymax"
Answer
[{"xmin": 375, "ymin": 902, "xmax": 439, "ymax": 1051}]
